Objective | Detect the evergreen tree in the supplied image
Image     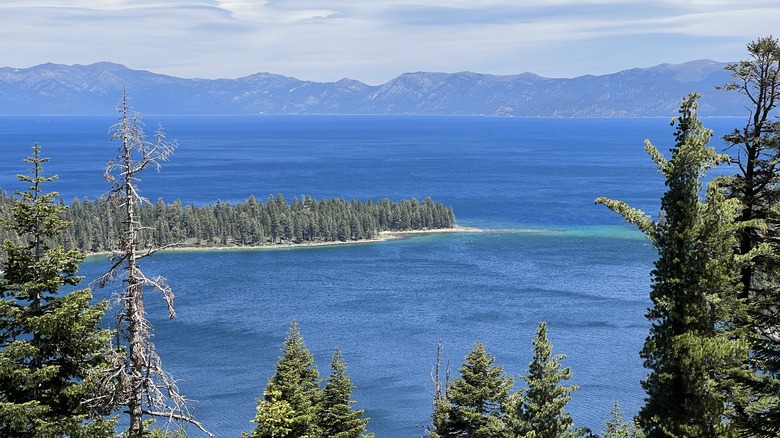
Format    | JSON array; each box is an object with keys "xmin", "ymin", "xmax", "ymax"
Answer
[
  {"xmin": 0, "ymin": 193, "xmax": 458, "ymax": 255},
  {"xmin": 601, "ymin": 400, "xmax": 643, "ymax": 438},
  {"xmin": 719, "ymin": 35, "xmax": 780, "ymax": 436},
  {"xmin": 509, "ymin": 322, "xmax": 585, "ymax": 438},
  {"xmin": 429, "ymin": 395, "xmax": 457, "ymax": 438},
  {"xmin": 318, "ymin": 348, "xmax": 372, "ymax": 438},
  {"xmin": 597, "ymin": 94, "xmax": 750, "ymax": 437},
  {"xmin": 0, "ymin": 144, "xmax": 115, "ymax": 436},
  {"xmin": 248, "ymin": 391, "xmax": 297, "ymax": 438},
  {"xmin": 429, "ymin": 342, "xmax": 513, "ymax": 438},
  {"xmin": 248, "ymin": 321, "xmax": 320, "ymax": 438}
]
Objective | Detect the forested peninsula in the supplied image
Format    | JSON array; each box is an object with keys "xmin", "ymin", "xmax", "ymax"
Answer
[{"xmin": 0, "ymin": 192, "xmax": 456, "ymax": 255}]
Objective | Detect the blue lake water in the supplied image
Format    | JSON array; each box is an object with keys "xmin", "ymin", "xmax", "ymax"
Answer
[{"xmin": 0, "ymin": 115, "xmax": 741, "ymax": 437}]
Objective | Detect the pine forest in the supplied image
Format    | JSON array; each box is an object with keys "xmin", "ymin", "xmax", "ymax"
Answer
[{"xmin": 0, "ymin": 192, "xmax": 456, "ymax": 256}]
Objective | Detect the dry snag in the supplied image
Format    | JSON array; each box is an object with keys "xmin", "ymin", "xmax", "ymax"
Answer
[{"xmin": 96, "ymin": 90, "xmax": 211, "ymax": 437}]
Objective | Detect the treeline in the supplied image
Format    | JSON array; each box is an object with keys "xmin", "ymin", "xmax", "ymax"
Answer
[
  {"xmin": 426, "ymin": 322, "xmax": 605, "ymax": 438},
  {"xmin": 0, "ymin": 192, "xmax": 455, "ymax": 254},
  {"xmin": 246, "ymin": 321, "xmax": 624, "ymax": 438}
]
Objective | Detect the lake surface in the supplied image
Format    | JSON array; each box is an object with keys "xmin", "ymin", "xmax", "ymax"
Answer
[{"xmin": 0, "ymin": 115, "xmax": 740, "ymax": 437}]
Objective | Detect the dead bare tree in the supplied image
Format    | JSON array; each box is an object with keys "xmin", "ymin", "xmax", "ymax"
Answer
[
  {"xmin": 428, "ymin": 340, "xmax": 452, "ymax": 437},
  {"xmin": 432, "ymin": 340, "xmax": 451, "ymax": 401},
  {"xmin": 97, "ymin": 90, "xmax": 211, "ymax": 437}
]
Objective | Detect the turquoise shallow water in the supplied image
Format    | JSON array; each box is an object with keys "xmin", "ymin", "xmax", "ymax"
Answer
[{"xmin": 0, "ymin": 115, "xmax": 741, "ymax": 436}]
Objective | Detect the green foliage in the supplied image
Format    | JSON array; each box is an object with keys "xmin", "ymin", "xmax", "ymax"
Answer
[
  {"xmin": 248, "ymin": 391, "xmax": 296, "ymax": 438},
  {"xmin": 0, "ymin": 144, "xmax": 116, "ymax": 437},
  {"xmin": 719, "ymin": 35, "xmax": 780, "ymax": 437},
  {"xmin": 509, "ymin": 322, "xmax": 586, "ymax": 438},
  {"xmin": 318, "ymin": 348, "xmax": 372, "ymax": 438},
  {"xmin": 249, "ymin": 322, "xmax": 321, "ymax": 438},
  {"xmin": 0, "ymin": 194, "xmax": 457, "ymax": 258},
  {"xmin": 141, "ymin": 419, "xmax": 188, "ymax": 438},
  {"xmin": 247, "ymin": 325, "xmax": 373, "ymax": 438},
  {"xmin": 429, "ymin": 342, "xmax": 513, "ymax": 438},
  {"xmin": 598, "ymin": 94, "xmax": 748, "ymax": 437},
  {"xmin": 593, "ymin": 197, "xmax": 654, "ymax": 237},
  {"xmin": 429, "ymin": 395, "xmax": 457, "ymax": 438},
  {"xmin": 601, "ymin": 400, "xmax": 644, "ymax": 438}
]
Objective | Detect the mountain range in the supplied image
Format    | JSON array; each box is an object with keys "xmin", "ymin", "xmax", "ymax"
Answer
[{"xmin": 0, "ymin": 60, "xmax": 746, "ymax": 117}]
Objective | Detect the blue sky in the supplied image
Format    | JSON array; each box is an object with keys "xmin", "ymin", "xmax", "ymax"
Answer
[{"xmin": 2, "ymin": 1, "xmax": 779, "ymax": 84}]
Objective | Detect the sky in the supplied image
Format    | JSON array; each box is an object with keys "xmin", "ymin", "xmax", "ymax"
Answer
[{"xmin": 1, "ymin": 1, "xmax": 779, "ymax": 85}]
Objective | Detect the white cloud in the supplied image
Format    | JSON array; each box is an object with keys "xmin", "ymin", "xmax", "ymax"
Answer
[{"xmin": 0, "ymin": 1, "xmax": 778, "ymax": 83}]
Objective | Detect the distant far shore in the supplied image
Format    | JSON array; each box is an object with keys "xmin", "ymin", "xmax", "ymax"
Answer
[{"xmin": 86, "ymin": 226, "xmax": 484, "ymax": 259}]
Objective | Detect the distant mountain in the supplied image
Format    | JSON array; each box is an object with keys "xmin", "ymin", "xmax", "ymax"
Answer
[{"xmin": 0, "ymin": 60, "xmax": 746, "ymax": 116}]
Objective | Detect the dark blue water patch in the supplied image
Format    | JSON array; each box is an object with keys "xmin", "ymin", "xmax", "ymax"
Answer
[
  {"xmin": 0, "ymin": 115, "xmax": 740, "ymax": 229},
  {"xmin": 463, "ymin": 309, "xmax": 514, "ymax": 324}
]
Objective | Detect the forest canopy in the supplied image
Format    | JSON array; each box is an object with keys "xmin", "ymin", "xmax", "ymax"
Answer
[{"xmin": 0, "ymin": 192, "xmax": 456, "ymax": 255}]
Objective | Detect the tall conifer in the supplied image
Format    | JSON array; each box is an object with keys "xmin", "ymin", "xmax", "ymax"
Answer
[
  {"xmin": 719, "ymin": 35, "xmax": 780, "ymax": 436},
  {"xmin": 318, "ymin": 348, "xmax": 372, "ymax": 438},
  {"xmin": 597, "ymin": 94, "xmax": 750, "ymax": 437},
  {"xmin": 248, "ymin": 321, "xmax": 320, "ymax": 438},
  {"xmin": 509, "ymin": 322, "xmax": 585, "ymax": 438},
  {"xmin": 0, "ymin": 144, "xmax": 115, "ymax": 436},
  {"xmin": 429, "ymin": 342, "xmax": 513, "ymax": 438}
]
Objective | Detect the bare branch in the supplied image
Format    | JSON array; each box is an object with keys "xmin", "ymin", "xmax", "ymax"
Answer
[
  {"xmin": 137, "ymin": 242, "xmax": 182, "ymax": 260},
  {"xmin": 96, "ymin": 91, "xmax": 206, "ymax": 437},
  {"xmin": 142, "ymin": 410, "xmax": 214, "ymax": 437}
]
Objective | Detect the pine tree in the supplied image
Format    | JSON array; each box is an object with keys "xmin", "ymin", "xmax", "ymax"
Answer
[
  {"xmin": 509, "ymin": 322, "xmax": 586, "ymax": 438},
  {"xmin": 429, "ymin": 395, "xmax": 457, "ymax": 438},
  {"xmin": 602, "ymin": 400, "xmax": 643, "ymax": 438},
  {"xmin": 719, "ymin": 35, "xmax": 780, "ymax": 436},
  {"xmin": 0, "ymin": 144, "xmax": 115, "ymax": 436},
  {"xmin": 318, "ymin": 348, "xmax": 373, "ymax": 438},
  {"xmin": 248, "ymin": 321, "xmax": 321, "ymax": 438},
  {"xmin": 430, "ymin": 342, "xmax": 513, "ymax": 438},
  {"xmin": 597, "ymin": 94, "xmax": 750, "ymax": 437}
]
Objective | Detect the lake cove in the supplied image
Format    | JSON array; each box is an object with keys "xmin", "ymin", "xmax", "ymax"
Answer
[{"xmin": 0, "ymin": 115, "xmax": 741, "ymax": 436}]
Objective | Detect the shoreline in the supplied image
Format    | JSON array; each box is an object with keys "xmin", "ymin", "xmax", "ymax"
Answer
[
  {"xmin": 81, "ymin": 225, "xmax": 645, "ymax": 260},
  {"xmin": 85, "ymin": 226, "xmax": 484, "ymax": 259}
]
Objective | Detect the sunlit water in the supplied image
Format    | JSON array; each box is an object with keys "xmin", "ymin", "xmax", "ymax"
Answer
[{"xmin": 0, "ymin": 115, "xmax": 741, "ymax": 437}]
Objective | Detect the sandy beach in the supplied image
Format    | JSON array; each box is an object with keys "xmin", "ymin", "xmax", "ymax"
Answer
[{"xmin": 86, "ymin": 226, "xmax": 485, "ymax": 258}]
